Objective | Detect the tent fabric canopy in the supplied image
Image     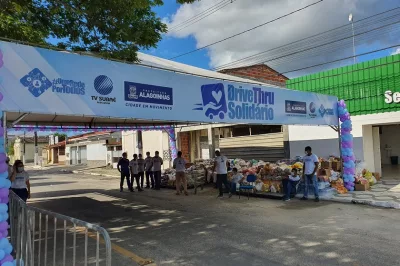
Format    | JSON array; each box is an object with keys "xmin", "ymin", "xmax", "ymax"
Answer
[{"xmin": 0, "ymin": 41, "xmax": 339, "ymax": 127}]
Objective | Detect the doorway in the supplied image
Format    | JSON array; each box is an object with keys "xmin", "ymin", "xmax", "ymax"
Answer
[{"xmin": 379, "ymin": 125, "xmax": 400, "ymax": 180}]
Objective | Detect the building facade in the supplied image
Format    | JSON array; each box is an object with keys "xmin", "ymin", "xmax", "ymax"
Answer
[
  {"xmin": 65, "ymin": 132, "xmax": 122, "ymax": 167},
  {"xmin": 13, "ymin": 136, "xmax": 48, "ymax": 163},
  {"xmin": 122, "ymin": 130, "xmax": 172, "ymax": 170},
  {"xmin": 286, "ymin": 53, "xmax": 400, "ymax": 178}
]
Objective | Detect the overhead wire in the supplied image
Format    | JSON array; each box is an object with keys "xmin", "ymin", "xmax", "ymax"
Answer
[
  {"xmin": 168, "ymin": 0, "xmax": 230, "ymax": 30},
  {"xmin": 212, "ymin": 18, "xmax": 400, "ymax": 72},
  {"xmin": 213, "ymin": 7, "xmax": 400, "ymax": 70},
  {"xmin": 168, "ymin": 0, "xmax": 325, "ymax": 59},
  {"xmin": 279, "ymin": 43, "xmax": 400, "ymax": 75},
  {"xmin": 168, "ymin": 0, "xmax": 236, "ymax": 32}
]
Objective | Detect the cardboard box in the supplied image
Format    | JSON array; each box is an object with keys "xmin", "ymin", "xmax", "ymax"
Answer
[
  {"xmin": 355, "ymin": 183, "xmax": 370, "ymax": 191},
  {"xmin": 374, "ymin": 172, "xmax": 381, "ymax": 181},
  {"xmin": 331, "ymin": 161, "xmax": 342, "ymax": 171},
  {"xmin": 320, "ymin": 161, "xmax": 330, "ymax": 169}
]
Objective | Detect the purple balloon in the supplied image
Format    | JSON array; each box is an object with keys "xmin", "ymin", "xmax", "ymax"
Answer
[
  {"xmin": 0, "ymin": 222, "xmax": 7, "ymax": 231},
  {"xmin": 338, "ymin": 100, "xmax": 346, "ymax": 107},
  {"xmin": 0, "ymin": 60, "xmax": 3, "ymax": 69},
  {"xmin": 1, "ymin": 254, "xmax": 13, "ymax": 264},
  {"xmin": 0, "ymin": 189, "xmax": 8, "ymax": 198},
  {"xmin": 0, "ymin": 154, "xmax": 6, "ymax": 163},
  {"xmin": 0, "ymin": 164, "xmax": 7, "ymax": 173}
]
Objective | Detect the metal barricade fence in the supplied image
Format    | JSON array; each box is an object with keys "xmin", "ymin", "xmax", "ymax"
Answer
[{"xmin": 9, "ymin": 191, "xmax": 112, "ymax": 266}]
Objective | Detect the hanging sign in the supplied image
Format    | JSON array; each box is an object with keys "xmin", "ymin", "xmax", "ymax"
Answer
[{"xmin": 0, "ymin": 41, "xmax": 338, "ymax": 125}]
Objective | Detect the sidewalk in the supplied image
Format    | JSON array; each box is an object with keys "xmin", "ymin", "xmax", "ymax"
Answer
[
  {"xmin": 69, "ymin": 167, "xmax": 400, "ymax": 209},
  {"xmin": 329, "ymin": 183, "xmax": 400, "ymax": 209}
]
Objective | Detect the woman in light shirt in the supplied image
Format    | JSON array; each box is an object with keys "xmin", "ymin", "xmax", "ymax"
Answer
[{"xmin": 10, "ymin": 160, "xmax": 31, "ymax": 202}]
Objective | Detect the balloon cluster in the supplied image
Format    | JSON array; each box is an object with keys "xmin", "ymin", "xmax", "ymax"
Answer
[
  {"xmin": 0, "ymin": 48, "xmax": 15, "ymax": 266},
  {"xmin": 167, "ymin": 128, "xmax": 177, "ymax": 160},
  {"xmin": 338, "ymin": 100, "xmax": 355, "ymax": 191}
]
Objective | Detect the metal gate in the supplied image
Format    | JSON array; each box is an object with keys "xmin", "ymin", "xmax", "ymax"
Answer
[
  {"xmin": 9, "ymin": 191, "xmax": 112, "ymax": 266},
  {"xmin": 79, "ymin": 146, "xmax": 87, "ymax": 164},
  {"xmin": 70, "ymin": 147, "xmax": 77, "ymax": 165}
]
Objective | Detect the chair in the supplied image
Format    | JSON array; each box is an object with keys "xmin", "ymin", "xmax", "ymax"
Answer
[{"xmin": 239, "ymin": 174, "xmax": 257, "ymax": 200}]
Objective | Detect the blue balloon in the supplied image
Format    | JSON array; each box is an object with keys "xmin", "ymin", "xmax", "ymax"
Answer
[
  {"xmin": 0, "ymin": 249, "xmax": 4, "ymax": 260},
  {"xmin": 0, "ymin": 238, "xmax": 8, "ymax": 249},
  {"xmin": 5, "ymin": 243, "xmax": 12, "ymax": 254},
  {"xmin": 2, "ymin": 261, "xmax": 13, "ymax": 266},
  {"xmin": 0, "ymin": 173, "xmax": 7, "ymax": 179},
  {"xmin": 0, "ymin": 204, "xmax": 7, "ymax": 213}
]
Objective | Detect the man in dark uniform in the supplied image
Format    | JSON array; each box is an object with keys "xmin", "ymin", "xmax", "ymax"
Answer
[{"xmin": 117, "ymin": 152, "xmax": 133, "ymax": 192}]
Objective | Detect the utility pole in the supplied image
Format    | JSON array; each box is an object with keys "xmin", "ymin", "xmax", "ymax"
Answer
[
  {"xmin": 23, "ymin": 131, "xmax": 26, "ymax": 164},
  {"xmin": 349, "ymin": 13, "xmax": 356, "ymax": 64},
  {"xmin": 34, "ymin": 131, "xmax": 38, "ymax": 165}
]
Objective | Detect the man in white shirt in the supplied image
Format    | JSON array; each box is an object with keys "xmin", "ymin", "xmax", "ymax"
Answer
[
  {"xmin": 283, "ymin": 168, "xmax": 300, "ymax": 201},
  {"xmin": 301, "ymin": 146, "xmax": 320, "ymax": 202},
  {"xmin": 212, "ymin": 150, "xmax": 230, "ymax": 198},
  {"xmin": 137, "ymin": 154, "xmax": 145, "ymax": 189},
  {"xmin": 144, "ymin": 152, "xmax": 154, "ymax": 189},
  {"xmin": 173, "ymin": 151, "xmax": 188, "ymax": 196},
  {"xmin": 130, "ymin": 154, "xmax": 143, "ymax": 192},
  {"xmin": 152, "ymin": 151, "xmax": 163, "ymax": 190}
]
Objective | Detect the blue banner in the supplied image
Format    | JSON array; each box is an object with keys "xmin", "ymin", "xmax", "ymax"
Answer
[{"xmin": 0, "ymin": 41, "xmax": 338, "ymax": 125}]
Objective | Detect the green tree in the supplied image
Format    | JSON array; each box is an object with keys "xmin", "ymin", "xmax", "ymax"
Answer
[
  {"xmin": 7, "ymin": 140, "xmax": 14, "ymax": 156},
  {"xmin": 0, "ymin": 0, "xmax": 197, "ymax": 62},
  {"xmin": 53, "ymin": 133, "xmax": 67, "ymax": 141}
]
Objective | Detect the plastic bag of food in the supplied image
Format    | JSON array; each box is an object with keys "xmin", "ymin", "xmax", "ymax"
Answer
[
  {"xmin": 255, "ymin": 182, "xmax": 263, "ymax": 191},
  {"xmin": 270, "ymin": 185, "xmax": 277, "ymax": 193}
]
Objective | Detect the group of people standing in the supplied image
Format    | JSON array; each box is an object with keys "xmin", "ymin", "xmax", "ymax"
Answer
[
  {"xmin": 117, "ymin": 151, "xmax": 163, "ymax": 192},
  {"xmin": 117, "ymin": 150, "xmax": 189, "ymax": 196}
]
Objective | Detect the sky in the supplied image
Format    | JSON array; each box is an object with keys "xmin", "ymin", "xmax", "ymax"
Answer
[{"xmin": 145, "ymin": 0, "xmax": 400, "ymax": 77}]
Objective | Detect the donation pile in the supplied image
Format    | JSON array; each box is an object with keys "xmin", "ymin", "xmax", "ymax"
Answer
[{"xmin": 161, "ymin": 159, "xmax": 211, "ymax": 188}]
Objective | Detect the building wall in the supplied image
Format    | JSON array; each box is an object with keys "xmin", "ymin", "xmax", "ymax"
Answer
[
  {"xmin": 178, "ymin": 132, "xmax": 190, "ymax": 162},
  {"xmin": 288, "ymin": 111, "xmax": 400, "ymax": 173},
  {"xmin": 141, "ymin": 131, "xmax": 170, "ymax": 169},
  {"xmin": 122, "ymin": 131, "xmax": 138, "ymax": 158},
  {"xmin": 380, "ymin": 125, "xmax": 400, "ymax": 165},
  {"xmin": 286, "ymin": 53, "xmax": 400, "ymax": 116},
  {"xmin": 218, "ymin": 64, "xmax": 287, "ymax": 87},
  {"xmin": 87, "ymin": 142, "xmax": 107, "ymax": 167},
  {"xmin": 13, "ymin": 142, "xmax": 46, "ymax": 163}
]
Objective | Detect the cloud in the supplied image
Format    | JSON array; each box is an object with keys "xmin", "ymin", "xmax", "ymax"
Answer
[
  {"xmin": 166, "ymin": 0, "xmax": 400, "ymax": 74},
  {"xmin": 392, "ymin": 48, "xmax": 400, "ymax": 55}
]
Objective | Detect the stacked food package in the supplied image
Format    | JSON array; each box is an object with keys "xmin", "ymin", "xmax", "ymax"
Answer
[{"xmin": 162, "ymin": 156, "xmax": 375, "ymax": 195}]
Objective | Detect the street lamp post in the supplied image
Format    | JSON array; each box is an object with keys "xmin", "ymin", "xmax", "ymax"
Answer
[{"xmin": 349, "ymin": 13, "xmax": 356, "ymax": 64}]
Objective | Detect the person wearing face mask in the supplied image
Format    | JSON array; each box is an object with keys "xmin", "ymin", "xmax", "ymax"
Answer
[
  {"xmin": 10, "ymin": 160, "xmax": 31, "ymax": 202},
  {"xmin": 283, "ymin": 168, "xmax": 300, "ymax": 201}
]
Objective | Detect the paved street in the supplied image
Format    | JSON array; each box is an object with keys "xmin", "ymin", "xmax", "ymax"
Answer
[{"xmin": 27, "ymin": 168, "xmax": 400, "ymax": 266}]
